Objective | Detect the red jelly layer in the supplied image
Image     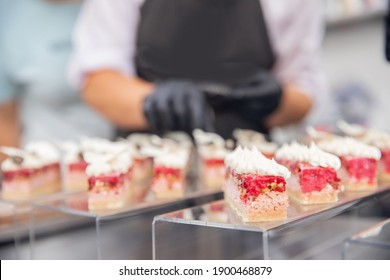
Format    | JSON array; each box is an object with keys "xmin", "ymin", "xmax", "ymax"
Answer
[
  {"xmin": 2, "ymin": 163, "xmax": 60, "ymax": 181},
  {"xmin": 236, "ymin": 174, "xmax": 286, "ymax": 203},
  {"xmin": 342, "ymin": 157, "xmax": 377, "ymax": 183},
  {"xmin": 154, "ymin": 166, "xmax": 181, "ymax": 178},
  {"xmin": 88, "ymin": 174, "xmax": 127, "ymax": 190},
  {"xmin": 68, "ymin": 161, "xmax": 88, "ymax": 172},
  {"xmin": 300, "ymin": 166, "xmax": 340, "ymax": 193},
  {"xmin": 204, "ymin": 158, "xmax": 225, "ymax": 166},
  {"xmin": 381, "ymin": 149, "xmax": 390, "ymax": 173},
  {"xmin": 3, "ymin": 168, "xmax": 36, "ymax": 181}
]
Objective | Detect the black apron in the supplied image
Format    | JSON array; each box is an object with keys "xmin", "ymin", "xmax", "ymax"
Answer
[{"xmin": 131, "ymin": 0, "xmax": 276, "ymax": 138}]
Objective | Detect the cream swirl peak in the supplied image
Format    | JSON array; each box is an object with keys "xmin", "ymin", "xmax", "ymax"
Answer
[
  {"xmin": 198, "ymin": 145, "xmax": 230, "ymax": 159},
  {"xmin": 275, "ymin": 142, "xmax": 341, "ymax": 169},
  {"xmin": 25, "ymin": 142, "xmax": 59, "ymax": 164},
  {"xmin": 225, "ymin": 146, "xmax": 290, "ymax": 178},
  {"xmin": 361, "ymin": 130, "xmax": 390, "ymax": 149},
  {"xmin": 85, "ymin": 150, "xmax": 132, "ymax": 177},
  {"xmin": 318, "ymin": 137, "xmax": 381, "ymax": 160},
  {"xmin": 83, "ymin": 140, "xmax": 133, "ymax": 176},
  {"xmin": 59, "ymin": 141, "xmax": 83, "ymax": 163}
]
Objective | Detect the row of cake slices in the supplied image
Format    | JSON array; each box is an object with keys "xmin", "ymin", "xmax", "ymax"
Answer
[
  {"xmin": 221, "ymin": 123, "xmax": 390, "ymax": 223},
  {"xmin": 0, "ymin": 133, "xmax": 196, "ymax": 211}
]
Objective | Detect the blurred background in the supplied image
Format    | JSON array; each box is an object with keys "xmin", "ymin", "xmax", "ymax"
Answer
[{"xmin": 273, "ymin": 0, "xmax": 390, "ymax": 141}]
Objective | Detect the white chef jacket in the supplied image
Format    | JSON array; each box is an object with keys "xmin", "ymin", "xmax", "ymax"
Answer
[
  {"xmin": 69, "ymin": 0, "xmax": 326, "ymax": 103},
  {"xmin": 0, "ymin": 0, "xmax": 114, "ymax": 145}
]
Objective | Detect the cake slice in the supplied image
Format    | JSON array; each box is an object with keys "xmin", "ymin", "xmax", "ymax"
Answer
[
  {"xmin": 1, "ymin": 142, "xmax": 61, "ymax": 201},
  {"xmin": 84, "ymin": 142, "xmax": 133, "ymax": 210},
  {"xmin": 338, "ymin": 120, "xmax": 390, "ymax": 183},
  {"xmin": 60, "ymin": 141, "xmax": 88, "ymax": 193},
  {"xmin": 305, "ymin": 126, "xmax": 337, "ymax": 144},
  {"xmin": 224, "ymin": 147, "xmax": 290, "ymax": 222},
  {"xmin": 193, "ymin": 129, "xmax": 232, "ymax": 189},
  {"xmin": 275, "ymin": 142, "xmax": 343, "ymax": 204},
  {"xmin": 151, "ymin": 150, "xmax": 188, "ymax": 199},
  {"xmin": 318, "ymin": 137, "xmax": 381, "ymax": 191},
  {"xmin": 126, "ymin": 134, "xmax": 156, "ymax": 201}
]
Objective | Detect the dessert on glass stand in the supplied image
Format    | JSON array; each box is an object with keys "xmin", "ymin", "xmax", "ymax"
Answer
[
  {"xmin": 275, "ymin": 142, "xmax": 343, "ymax": 204},
  {"xmin": 337, "ymin": 120, "xmax": 390, "ymax": 182},
  {"xmin": 84, "ymin": 142, "xmax": 133, "ymax": 211},
  {"xmin": 165, "ymin": 131, "xmax": 195, "ymax": 174},
  {"xmin": 151, "ymin": 149, "xmax": 189, "ymax": 199},
  {"xmin": 305, "ymin": 126, "xmax": 337, "ymax": 144},
  {"xmin": 224, "ymin": 147, "xmax": 290, "ymax": 222},
  {"xmin": 59, "ymin": 141, "xmax": 88, "ymax": 192},
  {"xmin": 193, "ymin": 129, "xmax": 232, "ymax": 190},
  {"xmin": 318, "ymin": 137, "xmax": 381, "ymax": 191},
  {"xmin": 126, "ymin": 134, "xmax": 155, "ymax": 201},
  {"xmin": 233, "ymin": 129, "xmax": 278, "ymax": 159},
  {"xmin": 0, "ymin": 142, "xmax": 61, "ymax": 201}
]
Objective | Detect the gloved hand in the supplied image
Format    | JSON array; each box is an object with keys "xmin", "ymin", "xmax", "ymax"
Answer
[
  {"xmin": 203, "ymin": 70, "xmax": 283, "ymax": 123},
  {"xmin": 143, "ymin": 80, "xmax": 215, "ymax": 135}
]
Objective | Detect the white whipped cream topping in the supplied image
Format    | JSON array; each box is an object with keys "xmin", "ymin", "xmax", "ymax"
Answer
[
  {"xmin": 225, "ymin": 146, "xmax": 290, "ymax": 178},
  {"xmin": 164, "ymin": 131, "xmax": 193, "ymax": 148},
  {"xmin": 58, "ymin": 141, "xmax": 83, "ymax": 163},
  {"xmin": 361, "ymin": 130, "xmax": 390, "ymax": 149},
  {"xmin": 318, "ymin": 137, "xmax": 381, "ymax": 160},
  {"xmin": 336, "ymin": 121, "xmax": 390, "ymax": 149},
  {"xmin": 198, "ymin": 145, "xmax": 230, "ymax": 159},
  {"xmin": 1, "ymin": 155, "xmax": 42, "ymax": 171},
  {"xmin": 154, "ymin": 150, "xmax": 189, "ymax": 169},
  {"xmin": 25, "ymin": 142, "xmax": 59, "ymax": 163},
  {"xmin": 0, "ymin": 147, "xmax": 25, "ymax": 158},
  {"xmin": 306, "ymin": 126, "xmax": 335, "ymax": 141},
  {"xmin": 127, "ymin": 133, "xmax": 153, "ymax": 145},
  {"xmin": 85, "ymin": 150, "xmax": 132, "ymax": 177},
  {"xmin": 275, "ymin": 142, "xmax": 341, "ymax": 169},
  {"xmin": 233, "ymin": 129, "xmax": 277, "ymax": 155},
  {"xmin": 80, "ymin": 137, "xmax": 119, "ymax": 154},
  {"xmin": 233, "ymin": 129, "xmax": 266, "ymax": 142},
  {"xmin": 238, "ymin": 140, "xmax": 278, "ymax": 155},
  {"xmin": 83, "ymin": 140, "xmax": 133, "ymax": 176},
  {"xmin": 337, "ymin": 120, "xmax": 366, "ymax": 137},
  {"xmin": 193, "ymin": 129, "xmax": 225, "ymax": 147}
]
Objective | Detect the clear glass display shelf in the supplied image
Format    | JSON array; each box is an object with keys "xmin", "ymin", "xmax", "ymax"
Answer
[
  {"xmin": 0, "ymin": 191, "xmax": 70, "ymax": 259},
  {"xmin": 342, "ymin": 218, "xmax": 390, "ymax": 259},
  {"xmin": 29, "ymin": 180, "xmax": 222, "ymax": 259},
  {"xmin": 153, "ymin": 185, "xmax": 390, "ymax": 260}
]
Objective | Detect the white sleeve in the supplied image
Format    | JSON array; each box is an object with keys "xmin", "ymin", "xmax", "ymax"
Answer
[
  {"xmin": 68, "ymin": 0, "xmax": 143, "ymax": 90},
  {"xmin": 272, "ymin": 0, "xmax": 327, "ymax": 103}
]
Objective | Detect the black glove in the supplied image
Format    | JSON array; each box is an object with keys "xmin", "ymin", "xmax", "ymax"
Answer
[
  {"xmin": 143, "ymin": 80, "xmax": 215, "ymax": 135},
  {"xmin": 202, "ymin": 70, "xmax": 283, "ymax": 123}
]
